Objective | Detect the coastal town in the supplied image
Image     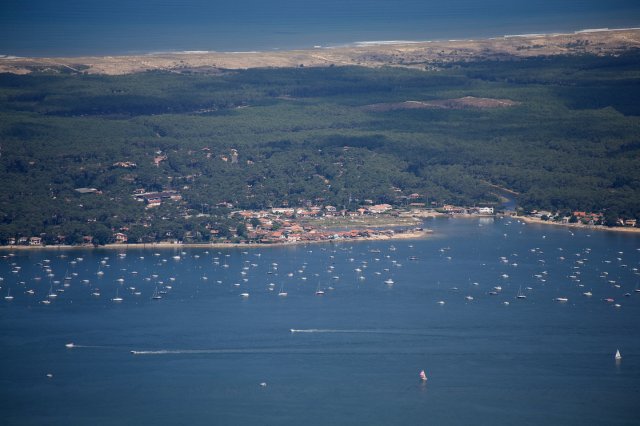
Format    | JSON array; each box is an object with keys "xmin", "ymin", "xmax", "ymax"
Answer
[
  {"xmin": 4, "ymin": 199, "xmax": 495, "ymax": 247},
  {"xmin": 5, "ymin": 193, "xmax": 638, "ymax": 249}
]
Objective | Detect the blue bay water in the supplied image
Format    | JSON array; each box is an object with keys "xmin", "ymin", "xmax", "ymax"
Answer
[
  {"xmin": 1, "ymin": 217, "xmax": 639, "ymax": 425},
  {"xmin": 1, "ymin": 0, "xmax": 640, "ymax": 56}
]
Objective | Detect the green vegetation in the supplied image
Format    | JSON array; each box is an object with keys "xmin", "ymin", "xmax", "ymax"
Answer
[{"xmin": 1, "ymin": 53, "xmax": 639, "ymax": 244}]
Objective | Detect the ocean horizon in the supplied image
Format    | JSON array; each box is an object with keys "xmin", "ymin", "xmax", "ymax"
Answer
[{"xmin": 1, "ymin": 0, "xmax": 639, "ymax": 57}]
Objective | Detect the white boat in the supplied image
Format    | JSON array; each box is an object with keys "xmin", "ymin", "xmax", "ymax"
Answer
[
  {"xmin": 516, "ymin": 286, "xmax": 526, "ymax": 299},
  {"xmin": 554, "ymin": 297, "xmax": 568, "ymax": 302},
  {"xmin": 278, "ymin": 283, "xmax": 287, "ymax": 297},
  {"xmin": 384, "ymin": 279, "xmax": 394, "ymax": 285},
  {"xmin": 240, "ymin": 292, "xmax": 250, "ymax": 298},
  {"xmin": 315, "ymin": 290, "xmax": 325, "ymax": 296},
  {"xmin": 615, "ymin": 349, "xmax": 622, "ymax": 360},
  {"xmin": 4, "ymin": 289, "xmax": 13, "ymax": 301},
  {"xmin": 112, "ymin": 289, "xmax": 123, "ymax": 303},
  {"xmin": 152, "ymin": 287, "xmax": 162, "ymax": 300},
  {"xmin": 65, "ymin": 343, "xmax": 75, "ymax": 348},
  {"xmin": 419, "ymin": 370, "xmax": 427, "ymax": 381}
]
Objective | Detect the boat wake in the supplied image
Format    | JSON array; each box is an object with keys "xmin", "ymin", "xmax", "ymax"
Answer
[
  {"xmin": 130, "ymin": 348, "xmax": 295, "ymax": 356},
  {"xmin": 289, "ymin": 328, "xmax": 422, "ymax": 335},
  {"xmin": 65, "ymin": 344, "xmax": 118, "ymax": 349}
]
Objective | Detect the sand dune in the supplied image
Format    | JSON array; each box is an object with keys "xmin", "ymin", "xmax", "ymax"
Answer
[{"xmin": 1, "ymin": 28, "xmax": 639, "ymax": 75}]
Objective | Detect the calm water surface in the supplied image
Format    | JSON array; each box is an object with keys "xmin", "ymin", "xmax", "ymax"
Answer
[{"xmin": 1, "ymin": 217, "xmax": 639, "ymax": 425}]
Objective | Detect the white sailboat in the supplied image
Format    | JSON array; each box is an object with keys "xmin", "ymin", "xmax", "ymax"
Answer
[
  {"xmin": 4, "ymin": 288, "xmax": 14, "ymax": 301},
  {"xmin": 615, "ymin": 349, "xmax": 622, "ymax": 360},
  {"xmin": 112, "ymin": 288, "xmax": 123, "ymax": 303},
  {"xmin": 419, "ymin": 370, "xmax": 427, "ymax": 381},
  {"xmin": 152, "ymin": 287, "xmax": 162, "ymax": 300},
  {"xmin": 516, "ymin": 286, "xmax": 526, "ymax": 299},
  {"xmin": 47, "ymin": 283, "xmax": 57, "ymax": 299},
  {"xmin": 278, "ymin": 283, "xmax": 288, "ymax": 297}
]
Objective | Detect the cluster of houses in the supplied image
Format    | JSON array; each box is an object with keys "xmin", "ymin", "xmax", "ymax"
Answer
[
  {"xmin": 224, "ymin": 204, "xmax": 401, "ymax": 243},
  {"xmin": 528, "ymin": 210, "xmax": 637, "ymax": 227},
  {"xmin": 112, "ymin": 161, "xmax": 137, "ymax": 168},
  {"xmin": 250, "ymin": 203, "xmax": 395, "ymax": 219},
  {"xmin": 133, "ymin": 189, "xmax": 183, "ymax": 208},
  {"xmin": 6, "ymin": 236, "xmax": 43, "ymax": 246},
  {"xmin": 440, "ymin": 205, "xmax": 495, "ymax": 215},
  {"xmin": 244, "ymin": 225, "xmax": 403, "ymax": 245}
]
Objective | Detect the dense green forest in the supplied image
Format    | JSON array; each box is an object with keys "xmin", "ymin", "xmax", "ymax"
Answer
[{"xmin": 1, "ymin": 52, "xmax": 639, "ymax": 244}]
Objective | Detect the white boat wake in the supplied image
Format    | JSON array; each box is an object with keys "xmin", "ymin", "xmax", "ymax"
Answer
[
  {"xmin": 289, "ymin": 328, "xmax": 422, "ymax": 334},
  {"xmin": 130, "ymin": 348, "xmax": 297, "ymax": 355},
  {"xmin": 65, "ymin": 344, "xmax": 119, "ymax": 349}
]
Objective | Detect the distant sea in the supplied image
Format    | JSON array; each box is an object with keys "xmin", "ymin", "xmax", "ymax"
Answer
[{"xmin": 1, "ymin": 0, "xmax": 640, "ymax": 57}]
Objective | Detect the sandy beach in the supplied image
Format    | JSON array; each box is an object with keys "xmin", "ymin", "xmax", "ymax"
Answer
[
  {"xmin": 0, "ymin": 229, "xmax": 432, "ymax": 251},
  {"xmin": 1, "ymin": 28, "xmax": 639, "ymax": 75}
]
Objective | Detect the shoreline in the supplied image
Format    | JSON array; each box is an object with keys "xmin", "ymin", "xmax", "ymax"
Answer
[
  {"xmin": 2, "ymin": 27, "xmax": 639, "ymax": 75},
  {"xmin": 3, "ymin": 26, "xmax": 639, "ymax": 60},
  {"xmin": 0, "ymin": 230, "xmax": 432, "ymax": 251},
  {"xmin": 516, "ymin": 216, "xmax": 640, "ymax": 234}
]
